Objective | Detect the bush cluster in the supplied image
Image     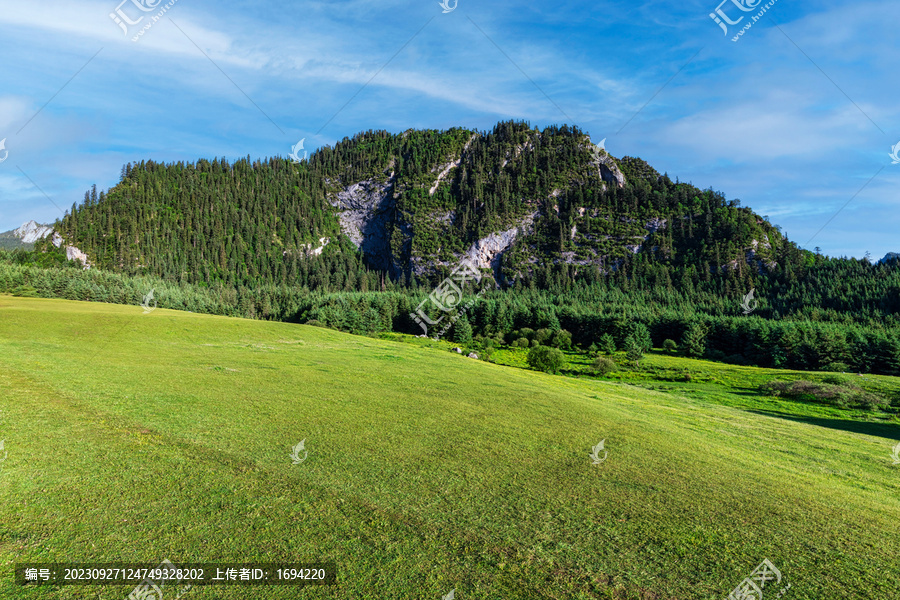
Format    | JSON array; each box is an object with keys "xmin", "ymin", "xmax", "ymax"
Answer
[{"xmin": 759, "ymin": 380, "xmax": 888, "ymax": 410}]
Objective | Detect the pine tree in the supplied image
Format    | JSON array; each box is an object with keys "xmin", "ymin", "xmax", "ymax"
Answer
[
  {"xmin": 624, "ymin": 335, "xmax": 643, "ymax": 363},
  {"xmin": 682, "ymin": 322, "xmax": 707, "ymax": 358},
  {"xmin": 600, "ymin": 333, "xmax": 616, "ymax": 355},
  {"xmin": 630, "ymin": 322, "xmax": 652, "ymax": 352},
  {"xmin": 451, "ymin": 315, "xmax": 473, "ymax": 346}
]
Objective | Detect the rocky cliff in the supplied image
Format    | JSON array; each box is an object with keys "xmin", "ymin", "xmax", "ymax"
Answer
[
  {"xmin": 26, "ymin": 120, "xmax": 787, "ymax": 290},
  {"xmin": 0, "ymin": 220, "xmax": 51, "ymax": 249},
  {"xmin": 1, "ymin": 220, "xmax": 91, "ymax": 268},
  {"xmin": 322, "ymin": 129, "xmax": 646, "ymax": 285}
]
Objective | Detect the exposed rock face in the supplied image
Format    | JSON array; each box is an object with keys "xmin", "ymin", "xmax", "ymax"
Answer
[
  {"xmin": 587, "ymin": 143, "xmax": 626, "ymax": 190},
  {"xmin": 465, "ymin": 228, "xmax": 519, "ymax": 269},
  {"xmin": 463, "ymin": 211, "xmax": 539, "ymax": 283},
  {"xmin": 65, "ymin": 246, "xmax": 91, "ymax": 266},
  {"xmin": 432, "ymin": 211, "xmax": 454, "ymax": 225},
  {"xmin": 289, "ymin": 237, "xmax": 330, "ymax": 258},
  {"xmin": 429, "ymin": 160, "xmax": 459, "ymax": 196},
  {"xmin": 49, "ymin": 228, "xmax": 91, "ymax": 269},
  {"xmin": 311, "ymin": 239, "xmax": 329, "ymax": 256},
  {"xmin": 14, "ymin": 220, "xmax": 54, "ymax": 243},
  {"xmin": 405, "ymin": 210, "xmax": 539, "ymax": 283},
  {"xmin": 500, "ymin": 137, "xmax": 538, "ymax": 169},
  {"xmin": 598, "ymin": 156, "xmax": 626, "ymax": 189},
  {"xmin": 749, "ymin": 236, "xmax": 771, "ymax": 251},
  {"xmin": 318, "ymin": 133, "xmax": 640, "ymax": 282},
  {"xmin": 745, "ymin": 235, "xmax": 776, "ymax": 273},
  {"xmin": 330, "ymin": 178, "xmax": 396, "ymax": 271},
  {"xmin": 645, "ymin": 217, "xmax": 667, "ymax": 234},
  {"xmin": 556, "ymin": 215, "xmax": 667, "ymax": 270},
  {"xmin": 429, "ymin": 134, "xmax": 476, "ymax": 196}
]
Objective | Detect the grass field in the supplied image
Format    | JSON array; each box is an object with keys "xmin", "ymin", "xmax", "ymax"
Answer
[{"xmin": 1, "ymin": 296, "xmax": 899, "ymax": 599}]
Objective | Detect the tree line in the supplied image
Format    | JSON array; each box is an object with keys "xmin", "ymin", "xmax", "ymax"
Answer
[{"xmin": 3, "ymin": 250, "xmax": 898, "ymax": 376}]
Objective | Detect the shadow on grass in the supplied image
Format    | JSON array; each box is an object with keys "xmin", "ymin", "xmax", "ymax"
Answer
[{"xmin": 749, "ymin": 410, "xmax": 900, "ymax": 441}]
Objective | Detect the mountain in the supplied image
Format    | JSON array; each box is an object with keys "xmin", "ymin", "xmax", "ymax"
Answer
[
  {"xmin": 39, "ymin": 121, "xmax": 787, "ymax": 290},
  {"xmin": 7, "ymin": 122, "xmax": 900, "ymax": 377},
  {"xmin": 880, "ymin": 252, "xmax": 900, "ymax": 264},
  {"xmin": 0, "ymin": 220, "xmax": 54, "ymax": 250},
  {"xmin": 1, "ymin": 219, "xmax": 91, "ymax": 267}
]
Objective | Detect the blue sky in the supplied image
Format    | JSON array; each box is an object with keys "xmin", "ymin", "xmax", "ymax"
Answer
[{"xmin": 0, "ymin": 0, "xmax": 897, "ymax": 259}]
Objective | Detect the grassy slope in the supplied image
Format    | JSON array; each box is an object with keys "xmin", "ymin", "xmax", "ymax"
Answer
[
  {"xmin": 0, "ymin": 296, "xmax": 898, "ymax": 600},
  {"xmin": 481, "ymin": 345, "xmax": 900, "ymax": 425}
]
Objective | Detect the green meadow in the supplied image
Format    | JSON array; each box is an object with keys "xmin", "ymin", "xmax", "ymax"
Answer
[{"xmin": 1, "ymin": 296, "xmax": 898, "ymax": 599}]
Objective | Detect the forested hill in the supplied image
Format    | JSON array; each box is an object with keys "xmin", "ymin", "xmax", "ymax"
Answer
[
  {"xmin": 39, "ymin": 120, "xmax": 794, "ymax": 293},
  {"xmin": 11, "ymin": 120, "xmax": 900, "ymax": 375}
]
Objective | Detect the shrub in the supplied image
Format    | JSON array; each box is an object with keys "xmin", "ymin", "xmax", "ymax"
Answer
[
  {"xmin": 527, "ymin": 346, "xmax": 565, "ymax": 374},
  {"xmin": 534, "ymin": 328, "xmax": 553, "ymax": 345},
  {"xmin": 759, "ymin": 380, "xmax": 888, "ymax": 410},
  {"xmin": 551, "ymin": 329, "xmax": 572, "ymax": 350},
  {"xmin": 588, "ymin": 343, "xmax": 599, "ymax": 357},
  {"xmin": 822, "ymin": 374, "xmax": 852, "ymax": 386},
  {"xmin": 305, "ymin": 319, "xmax": 325, "ymax": 327},
  {"xmin": 519, "ymin": 327, "xmax": 535, "ymax": 341},
  {"xmin": 663, "ymin": 339, "xmax": 678, "ymax": 354},
  {"xmin": 591, "ymin": 357, "xmax": 617, "ymax": 375},
  {"xmin": 530, "ymin": 339, "xmax": 540, "ymax": 348},
  {"xmin": 11, "ymin": 284, "xmax": 39, "ymax": 297},
  {"xmin": 516, "ymin": 337, "xmax": 530, "ymax": 348}
]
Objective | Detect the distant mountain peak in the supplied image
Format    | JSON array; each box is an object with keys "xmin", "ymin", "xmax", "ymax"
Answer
[
  {"xmin": 0, "ymin": 220, "xmax": 90, "ymax": 268},
  {"xmin": 13, "ymin": 220, "xmax": 54, "ymax": 244}
]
